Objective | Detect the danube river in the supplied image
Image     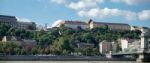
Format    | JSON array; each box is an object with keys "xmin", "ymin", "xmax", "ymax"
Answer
[{"xmin": 0, "ymin": 61, "xmax": 148, "ymax": 63}]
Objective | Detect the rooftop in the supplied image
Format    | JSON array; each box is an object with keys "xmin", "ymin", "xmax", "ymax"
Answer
[
  {"xmin": 0, "ymin": 15, "xmax": 16, "ymax": 19},
  {"xmin": 93, "ymin": 21, "xmax": 129, "ymax": 26},
  {"xmin": 88, "ymin": 19, "xmax": 129, "ymax": 26},
  {"xmin": 64, "ymin": 21, "xmax": 87, "ymax": 25}
]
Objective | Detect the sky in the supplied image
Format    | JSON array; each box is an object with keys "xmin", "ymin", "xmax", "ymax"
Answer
[{"xmin": 0, "ymin": 0, "xmax": 150, "ymax": 27}]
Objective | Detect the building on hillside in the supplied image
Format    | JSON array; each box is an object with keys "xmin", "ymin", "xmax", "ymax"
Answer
[
  {"xmin": 17, "ymin": 22, "xmax": 36, "ymax": 30},
  {"xmin": 52, "ymin": 19, "xmax": 131, "ymax": 30},
  {"xmin": 0, "ymin": 15, "xmax": 36, "ymax": 30},
  {"xmin": 0, "ymin": 15, "xmax": 17, "ymax": 27},
  {"xmin": 88, "ymin": 19, "xmax": 130, "ymax": 30},
  {"xmin": 128, "ymin": 40, "xmax": 141, "ymax": 52},
  {"xmin": 118, "ymin": 38, "xmax": 142, "ymax": 52},
  {"xmin": 52, "ymin": 20, "xmax": 88, "ymax": 30},
  {"xmin": 2, "ymin": 36, "xmax": 22, "ymax": 42},
  {"xmin": 111, "ymin": 42, "xmax": 119, "ymax": 53},
  {"xmin": 119, "ymin": 39, "xmax": 128, "ymax": 52},
  {"xmin": 1, "ymin": 36, "xmax": 37, "ymax": 48},
  {"xmin": 99, "ymin": 40, "xmax": 112, "ymax": 54}
]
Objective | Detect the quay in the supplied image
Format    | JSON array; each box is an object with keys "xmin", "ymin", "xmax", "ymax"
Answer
[{"xmin": 0, "ymin": 55, "xmax": 135, "ymax": 61}]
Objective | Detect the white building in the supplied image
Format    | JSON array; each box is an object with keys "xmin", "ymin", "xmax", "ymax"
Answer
[
  {"xmin": 120, "ymin": 39, "xmax": 128, "ymax": 52},
  {"xmin": 119, "ymin": 39, "xmax": 140, "ymax": 52}
]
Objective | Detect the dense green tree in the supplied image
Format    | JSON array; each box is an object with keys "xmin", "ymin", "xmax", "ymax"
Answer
[
  {"xmin": 20, "ymin": 48, "xmax": 26, "ymax": 55},
  {"xmin": 0, "ymin": 24, "xmax": 141, "ymax": 56},
  {"xmin": 0, "ymin": 24, "xmax": 11, "ymax": 36},
  {"xmin": 31, "ymin": 47, "xmax": 38, "ymax": 55},
  {"xmin": 0, "ymin": 42, "xmax": 21, "ymax": 55}
]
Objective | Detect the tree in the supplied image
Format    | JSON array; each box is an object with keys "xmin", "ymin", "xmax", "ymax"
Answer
[
  {"xmin": 44, "ymin": 47, "xmax": 51, "ymax": 54},
  {"xmin": 20, "ymin": 49, "xmax": 26, "ymax": 55},
  {"xmin": 0, "ymin": 24, "xmax": 142, "ymax": 56},
  {"xmin": 0, "ymin": 24, "xmax": 11, "ymax": 36},
  {"xmin": 31, "ymin": 47, "xmax": 38, "ymax": 55},
  {"xmin": 14, "ymin": 48, "xmax": 21, "ymax": 55}
]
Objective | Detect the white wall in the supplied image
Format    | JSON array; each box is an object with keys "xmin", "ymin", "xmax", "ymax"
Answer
[{"xmin": 121, "ymin": 39, "xmax": 128, "ymax": 51}]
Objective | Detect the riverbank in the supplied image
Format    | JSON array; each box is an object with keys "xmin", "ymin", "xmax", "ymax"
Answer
[
  {"xmin": 0, "ymin": 61, "xmax": 140, "ymax": 63},
  {"xmin": 0, "ymin": 55, "xmax": 136, "ymax": 61}
]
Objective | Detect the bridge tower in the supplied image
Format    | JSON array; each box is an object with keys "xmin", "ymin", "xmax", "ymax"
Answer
[
  {"xmin": 137, "ymin": 27, "xmax": 150, "ymax": 62},
  {"xmin": 140, "ymin": 27, "xmax": 149, "ymax": 52}
]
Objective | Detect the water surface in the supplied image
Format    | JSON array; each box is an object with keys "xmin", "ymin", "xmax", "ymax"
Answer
[{"xmin": 0, "ymin": 61, "xmax": 147, "ymax": 63}]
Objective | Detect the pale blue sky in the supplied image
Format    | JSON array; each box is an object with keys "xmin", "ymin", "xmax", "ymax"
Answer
[{"xmin": 0, "ymin": 0, "xmax": 150, "ymax": 27}]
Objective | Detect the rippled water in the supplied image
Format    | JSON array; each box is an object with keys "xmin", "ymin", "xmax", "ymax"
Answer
[{"xmin": 0, "ymin": 61, "xmax": 147, "ymax": 63}]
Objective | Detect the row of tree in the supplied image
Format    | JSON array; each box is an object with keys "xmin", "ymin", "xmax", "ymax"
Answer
[{"xmin": 0, "ymin": 24, "xmax": 141, "ymax": 56}]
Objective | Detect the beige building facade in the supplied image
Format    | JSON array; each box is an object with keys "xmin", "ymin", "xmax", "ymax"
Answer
[
  {"xmin": 52, "ymin": 19, "xmax": 131, "ymax": 31},
  {"xmin": 88, "ymin": 19, "xmax": 130, "ymax": 30}
]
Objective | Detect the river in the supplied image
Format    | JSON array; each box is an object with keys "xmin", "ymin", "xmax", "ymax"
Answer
[{"xmin": 0, "ymin": 61, "xmax": 148, "ymax": 63}]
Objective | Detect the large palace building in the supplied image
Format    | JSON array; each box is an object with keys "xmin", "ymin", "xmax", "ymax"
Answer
[
  {"xmin": 0, "ymin": 15, "xmax": 36, "ymax": 30},
  {"xmin": 0, "ymin": 15, "xmax": 17, "ymax": 27},
  {"xmin": 88, "ymin": 19, "xmax": 130, "ymax": 30},
  {"xmin": 53, "ymin": 19, "xmax": 130, "ymax": 30}
]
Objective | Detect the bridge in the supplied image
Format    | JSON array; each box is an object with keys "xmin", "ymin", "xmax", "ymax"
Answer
[{"xmin": 109, "ymin": 27, "xmax": 150, "ymax": 62}]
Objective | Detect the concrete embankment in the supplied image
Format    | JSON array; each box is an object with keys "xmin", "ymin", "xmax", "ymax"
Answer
[{"xmin": 0, "ymin": 55, "xmax": 136, "ymax": 61}]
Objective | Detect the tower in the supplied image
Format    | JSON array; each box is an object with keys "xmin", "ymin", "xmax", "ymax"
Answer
[{"xmin": 140, "ymin": 27, "xmax": 149, "ymax": 52}]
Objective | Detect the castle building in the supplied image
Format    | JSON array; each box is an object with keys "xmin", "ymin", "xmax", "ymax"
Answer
[
  {"xmin": 52, "ymin": 19, "xmax": 131, "ymax": 31},
  {"xmin": 17, "ymin": 22, "xmax": 36, "ymax": 30},
  {"xmin": 0, "ymin": 15, "xmax": 36, "ymax": 30},
  {"xmin": 0, "ymin": 15, "xmax": 17, "ymax": 27},
  {"xmin": 88, "ymin": 19, "xmax": 130, "ymax": 31}
]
